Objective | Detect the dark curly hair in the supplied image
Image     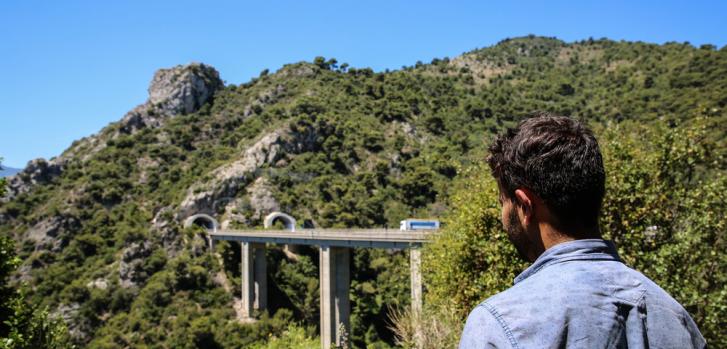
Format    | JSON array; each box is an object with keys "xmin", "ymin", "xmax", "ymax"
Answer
[{"xmin": 487, "ymin": 113, "xmax": 606, "ymax": 236}]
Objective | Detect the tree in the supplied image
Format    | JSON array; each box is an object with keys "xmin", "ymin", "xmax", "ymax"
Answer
[
  {"xmin": 313, "ymin": 56, "xmax": 329, "ymax": 70},
  {"xmin": 414, "ymin": 119, "xmax": 727, "ymax": 347},
  {"xmin": 0, "ymin": 158, "xmax": 73, "ymax": 349}
]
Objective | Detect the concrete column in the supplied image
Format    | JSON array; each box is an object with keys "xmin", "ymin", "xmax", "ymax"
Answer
[
  {"xmin": 253, "ymin": 243, "xmax": 267, "ymax": 312},
  {"xmin": 319, "ymin": 246, "xmax": 351, "ymax": 349},
  {"xmin": 208, "ymin": 235, "xmax": 216, "ymax": 253},
  {"xmin": 241, "ymin": 242, "xmax": 254, "ymax": 319},
  {"xmin": 410, "ymin": 247, "xmax": 423, "ymax": 316},
  {"xmin": 410, "ymin": 247, "xmax": 423, "ymax": 348}
]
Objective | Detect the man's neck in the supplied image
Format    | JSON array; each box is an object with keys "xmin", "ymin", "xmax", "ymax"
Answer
[{"xmin": 536, "ymin": 221, "xmax": 601, "ymax": 258}]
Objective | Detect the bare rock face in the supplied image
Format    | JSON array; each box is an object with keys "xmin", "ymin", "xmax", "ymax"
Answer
[
  {"xmin": 176, "ymin": 118, "xmax": 324, "ymax": 222},
  {"xmin": 150, "ymin": 205, "xmax": 185, "ymax": 257},
  {"xmin": 24, "ymin": 214, "xmax": 78, "ymax": 252},
  {"xmin": 277, "ymin": 63, "xmax": 316, "ymax": 78},
  {"xmin": 119, "ymin": 240, "xmax": 153, "ymax": 288},
  {"xmin": 246, "ymin": 177, "xmax": 279, "ymax": 221},
  {"xmin": 177, "ymin": 129, "xmax": 286, "ymax": 218},
  {"xmin": 148, "ymin": 63, "xmax": 223, "ymax": 115},
  {"xmin": 120, "ymin": 63, "xmax": 223, "ymax": 133},
  {"xmin": 55, "ymin": 303, "xmax": 90, "ymax": 343},
  {"xmin": 220, "ymin": 199, "xmax": 248, "ymax": 229},
  {"xmin": 86, "ymin": 278, "xmax": 109, "ymax": 290},
  {"xmin": 3, "ymin": 158, "xmax": 64, "ymax": 201}
]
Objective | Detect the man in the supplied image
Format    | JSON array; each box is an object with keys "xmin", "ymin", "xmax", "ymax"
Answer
[{"xmin": 459, "ymin": 114, "xmax": 706, "ymax": 348}]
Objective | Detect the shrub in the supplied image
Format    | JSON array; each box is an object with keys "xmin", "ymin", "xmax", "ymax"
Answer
[
  {"xmin": 417, "ymin": 118, "xmax": 727, "ymax": 346},
  {"xmin": 248, "ymin": 324, "xmax": 318, "ymax": 349},
  {"xmin": 0, "ymin": 234, "xmax": 73, "ymax": 348}
]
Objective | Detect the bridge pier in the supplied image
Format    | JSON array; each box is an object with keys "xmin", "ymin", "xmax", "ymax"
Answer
[
  {"xmin": 410, "ymin": 247, "xmax": 422, "ymax": 316},
  {"xmin": 410, "ymin": 247, "xmax": 423, "ymax": 348},
  {"xmin": 254, "ymin": 244, "xmax": 267, "ymax": 310},
  {"xmin": 319, "ymin": 245, "xmax": 351, "ymax": 349},
  {"xmin": 205, "ymin": 220, "xmax": 436, "ymax": 348},
  {"xmin": 241, "ymin": 242, "xmax": 267, "ymax": 319}
]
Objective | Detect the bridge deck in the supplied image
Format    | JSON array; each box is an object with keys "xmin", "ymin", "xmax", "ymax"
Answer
[{"xmin": 209, "ymin": 228, "xmax": 436, "ymax": 248}]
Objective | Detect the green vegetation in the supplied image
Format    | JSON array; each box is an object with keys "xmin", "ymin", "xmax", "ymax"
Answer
[
  {"xmin": 417, "ymin": 118, "xmax": 726, "ymax": 347},
  {"xmin": 248, "ymin": 324, "xmax": 319, "ymax": 349},
  {"xmin": 0, "ymin": 162, "xmax": 73, "ymax": 349},
  {"xmin": 0, "ymin": 36, "xmax": 725, "ymax": 347}
]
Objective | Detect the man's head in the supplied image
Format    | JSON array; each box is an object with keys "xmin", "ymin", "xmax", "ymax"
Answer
[{"xmin": 487, "ymin": 113, "xmax": 605, "ymax": 261}]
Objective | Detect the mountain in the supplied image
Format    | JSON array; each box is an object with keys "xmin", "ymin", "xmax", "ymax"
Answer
[
  {"xmin": 0, "ymin": 165, "xmax": 21, "ymax": 178},
  {"xmin": 1, "ymin": 36, "xmax": 725, "ymax": 348}
]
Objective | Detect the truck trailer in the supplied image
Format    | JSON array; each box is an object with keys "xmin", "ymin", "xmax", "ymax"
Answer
[{"xmin": 400, "ymin": 219, "xmax": 440, "ymax": 231}]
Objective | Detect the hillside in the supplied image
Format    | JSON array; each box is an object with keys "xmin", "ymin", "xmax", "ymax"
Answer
[{"xmin": 1, "ymin": 36, "xmax": 726, "ymax": 348}]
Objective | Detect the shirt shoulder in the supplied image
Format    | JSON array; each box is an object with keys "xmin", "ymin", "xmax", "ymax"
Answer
[
  {"xmin": 471, "ymin": 260, "xmax": 706, "ymax": 349},
  {"xmin": 631, "ymin": 270, "xmax": 707, "ymax": 348},
  {"xmin": 459, "ymin": 302, "xmax": 519, "ymax": 349}
]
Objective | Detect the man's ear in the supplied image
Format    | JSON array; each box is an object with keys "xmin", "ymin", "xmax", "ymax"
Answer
[{"xmin": 514, "ymin": 188, "xmax": 535, "ymax": 223}]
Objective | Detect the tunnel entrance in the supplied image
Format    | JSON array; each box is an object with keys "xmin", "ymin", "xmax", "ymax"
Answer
[
  {"xmin": 183, "ymin": 213, "xmax": 220, "ymax": 231},
  {"xmin": 183, "ymin": 214, "xmax": 220, "ymax": 252},
  {"xmin": 264, "ymin": 212, "xmax": 296, "ymax": 231}
]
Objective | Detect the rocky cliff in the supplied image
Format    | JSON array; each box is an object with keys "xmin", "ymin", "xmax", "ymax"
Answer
[{"xmin": 3, "ymin": 63, "xmax": 223, "ymax": 203}]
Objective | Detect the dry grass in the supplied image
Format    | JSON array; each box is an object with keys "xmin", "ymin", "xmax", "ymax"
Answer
[{"xmin": 388, "ymin": 305, "xmax": 463, "ymax": 349}]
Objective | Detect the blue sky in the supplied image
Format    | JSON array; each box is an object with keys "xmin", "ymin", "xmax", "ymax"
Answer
[{"xmin": 1, "ymin": 0, "xmax": 725, "ymax": 168}]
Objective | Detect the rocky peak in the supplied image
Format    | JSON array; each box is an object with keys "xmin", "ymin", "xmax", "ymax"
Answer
[
  {"xmin": 3, "ymin": 64, "xmax": 225, "ymax": 203},
  {"xmin": 148, "ymin": 63, "xmax": 224, "ymax": 116},
  {"xmin": 120, "ymin": 63, "xmax": 223, "ymax": 133}
]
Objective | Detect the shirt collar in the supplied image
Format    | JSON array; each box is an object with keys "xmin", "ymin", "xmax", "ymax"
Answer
[{"xmin": 514, "ymin": 239, "xmax": 621, "ymax": 284}]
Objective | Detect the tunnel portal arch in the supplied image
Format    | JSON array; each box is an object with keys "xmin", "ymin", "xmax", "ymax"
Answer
[
  {"xmin": 183, "ymin": 214, "xmax": 220, "ymax": 232},
  {"xmin": 264, "ymin": 212, "xmax": 296, "ymax": 232}
]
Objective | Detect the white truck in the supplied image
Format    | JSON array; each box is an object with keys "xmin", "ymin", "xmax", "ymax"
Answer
[{"xmin": 400, "ymin": 219, "xmax": 440, "ymax": 231}]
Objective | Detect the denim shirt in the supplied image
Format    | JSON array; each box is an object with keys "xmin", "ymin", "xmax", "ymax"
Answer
[{"xmin": 459, "ymin": 239, "xmax": 706, "ymax": 349}]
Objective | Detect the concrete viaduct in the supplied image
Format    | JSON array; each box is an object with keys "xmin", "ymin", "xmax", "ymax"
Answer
[{"xmin": 184, "ymin": 212, "xmax": 435, "ymax": 349}]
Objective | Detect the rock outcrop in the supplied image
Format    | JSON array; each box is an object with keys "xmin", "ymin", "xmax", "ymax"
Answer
[
  {"xmin": 86, "ymin": 278, "xmax": 109, "ymax": 290},
  {"xmin": 246, "ymin": 177, "xmax": 280, "ymax": 221},
  {"xmin": 24, "ymin": 214, "xmax": 79, "ymax": 252},
  {"xmin": 119, "ymin": 240, "xmax": 153, "ymax": 288},
  {"xmin": 277, "ymin": 63, "xmax": 317, "ymax": 78},
  {"xmin": 3, "ymin": 158, "xmax": 64, "ymax": 201},
  {"xmin": 149, "ymin": 63, "xmax": 223, "ymax": 115},
  {"xmin": 55, "ymin": 303, "xmax": 90, "ymax": 342},
  {"xmin": 177, "ymin": 129, "xmax": 286, "ymax": 219},
  {"xmin": 120, "ymin": 63, "xmax": 223, "ymax": 133},
  {"xmin": 175, "ymin": 109, "xmax": 325, "ymax": 223},
  {"xmin": 2, "ymin": 63, "xmax": 224, "ymax": 203}
]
